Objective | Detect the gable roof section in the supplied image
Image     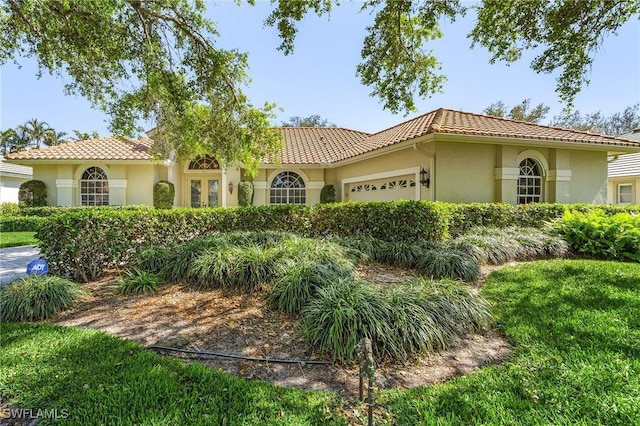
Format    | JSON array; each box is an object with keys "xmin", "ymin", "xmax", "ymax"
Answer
[
  {"xmin": 276, "ymin": 109, "xmax": 640, "ymax": 164},
  {"xmin": 4, "ymin": 137, "xmax": 154, "ymax": 161},
  {"xmin": 277, "ymin": 127, "xmax": 370, "ymax": 164},
  {"xmin": 0, "ymin": 159, "xmax": 32, "ymax": 177},
  {"xmin": 608, "ymin": 129, "xmax": 640, "ymax": 178},
  {"xmin": 5, "ymin": 110, "xmax": 639, "ymax": 166}
]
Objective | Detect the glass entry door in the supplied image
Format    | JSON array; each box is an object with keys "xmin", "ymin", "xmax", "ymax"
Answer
[{"xmin": 190, "ymin": 179, "xmax": 219, "ymax": 207}]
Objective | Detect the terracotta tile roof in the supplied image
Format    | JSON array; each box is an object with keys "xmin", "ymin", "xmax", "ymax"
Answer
[
  {"xmin": 274, "ymin": 109, "xmax": 640, "ymax": 165},
  {"xmin": 5, "ymin": 110, "xmax": 639, "ymax": 167},
  {"xmin": 273, "ymin": 127, "xmax": 371, "ymax": 164},
  {"xmin": 4, "ymin": 137, "xmax": 154, "ymax": 161}
]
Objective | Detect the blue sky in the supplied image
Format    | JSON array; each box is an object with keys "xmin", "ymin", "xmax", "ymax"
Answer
[{"xmin": 1, "ymin": 2, "xmax": 638, "ymax": 136}]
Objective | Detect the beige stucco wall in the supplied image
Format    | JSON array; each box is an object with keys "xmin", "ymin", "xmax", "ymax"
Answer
[
  {"xmin": 332, "ymin": 144, "xmax": 434, "ymax": 202},
  {"xmin": 567, "ymin": 150, "xmax": 608, "ymax": 203},
  {"xmin": 32, "ymin": 165, "xmax": 59, "ymax": 206},
  {"xmin": 435, "ymin": 142, "xmax": 496, "ymax": 203}
]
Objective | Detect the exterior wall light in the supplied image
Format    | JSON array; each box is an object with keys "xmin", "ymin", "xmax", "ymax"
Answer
[
  {"xmin": 419, "ymin": 168, "xmax": 430, "ymax": 188},
  {"xmin": 228, "ymin": 181, "xmax": 233, "ymax": 194}
]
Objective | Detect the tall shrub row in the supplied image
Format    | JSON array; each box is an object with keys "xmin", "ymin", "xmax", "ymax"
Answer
[{"xmin": 36, "ymin": 201, "xmax": 640, "ymax": 281}]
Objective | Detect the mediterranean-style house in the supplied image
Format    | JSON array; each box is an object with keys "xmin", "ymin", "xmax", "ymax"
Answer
[
  {"xmin": 5, "ymin": 108, "xmax": 640, "ymax": 208},
  {"xmin": 608, "ymin": 128, "xmax": 640, "ymax": 205},
  {"xmin": 0, "ymin": 159, "xmax": 32, "ymax": 203}
]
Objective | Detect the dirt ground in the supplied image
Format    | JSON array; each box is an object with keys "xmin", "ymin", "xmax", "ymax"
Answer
[{"xmin": 50, "ymin": 264, "xmax": 513, "ymax": 397}]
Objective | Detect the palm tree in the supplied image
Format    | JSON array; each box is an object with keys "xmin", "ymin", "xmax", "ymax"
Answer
[
  {"xmin": 20, "ymin": 118, "xmax": 52, "ymax": 149},
  {"xmin": 1, "ymin": 128, "xmax": 29, "ymax": 154},
  {"xmin": 71, "ymin": 130, "xmax": 99, "ymax": 141},
  {"xmin": 44, "ymin": 129, "xmax": 68, "ymax": 146}
]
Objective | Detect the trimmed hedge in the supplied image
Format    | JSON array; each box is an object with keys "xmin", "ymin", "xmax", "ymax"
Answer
[
  {"xmin": 237, "ymin": 181, "xmax": 254, "ymax": 206},
  {"xmin": 0, "ymin": 216, "xmax": 47, "ymax": 232},
  {"xmin": 153, "ymin": 180, "xmax": 175, "ymax": 209},
  {"xmin": 36, "ymin": 201, "xmax": 640, "ymax": 281}
]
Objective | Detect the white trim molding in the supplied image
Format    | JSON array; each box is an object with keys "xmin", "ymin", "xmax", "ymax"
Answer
[
  {"xmin": 108, "ymin": 179, "xmax": 127, "ymax": 189},
  {"xmin": 494, "ymin": 167, "xmax": 520, "ymax": 180},
  {"xmin": 516, "ymin": 149, "xmax": 549, "ymax": 175},
  {"xmin": 266, "ymin": 168, "xmax": 310, "ymax": 187},
  {"xmin": 341, "ymin": 166, "xmax": 421, "ymax": 201},
  {"xmin": 252, "ymin": 181, "xmax": 268, "ymax": 190},
  {"xmin": 547, "ymin": 169, "xmax": 572, "ymax": 182},
  {"xmin": 307, "ymin": 181, "xmax": 326, "ymax": 190},
  {"xmin": 56, "ymin": 179, "xmax": 77, "ymax": 188}
]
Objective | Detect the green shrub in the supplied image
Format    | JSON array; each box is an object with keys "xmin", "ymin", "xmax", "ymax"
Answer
[
  {"xmin": 153, "ymin": 180, "xmax": 175, "ymax": 209},
  {"xmin": 18, "ymin": 180, "xmax": 47, "ymax": 207},
  {"xmin": 551, "ymin": 210, "xmax": 640, "ymax": 261},
  {"xmin": 36, "ymin": 202, "xmax": 636, "ymax": 281},
  {"xmin": 0, "ymin": 276, "xmax": 88, "ymax": 322},
  {"xmin": 319, "ymin": 184, "xmax": 336, "ymax": 203},
  {"xmin": 117, "ymin": 269, "xmax": 163, "ymax": 294},
  {"xmin": 0, "ymin": 216, "xmax": 47, "ymax": 232},
  {"xmin": 418, "ymin": 247, "xmax": 480, "ymax": 282},
  {"xmin": 0, "ymin": 202, "xmax": 19, "ymax": 216},
  {"xmin": 237, "ymin": 181, "xmax": 254, "ymax": 206}
]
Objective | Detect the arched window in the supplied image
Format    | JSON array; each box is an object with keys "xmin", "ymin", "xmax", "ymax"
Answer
[
  {"xmin": 189, "ymin": 156, "xmax": 219, "ymax": 170},
  {"xmin": 80, "ymin": 166, "xmax": 109, "ymax": 206},
  {"xmin": 517, "ymin": 158, "xmax": 542, "ymax": 204},
  {"xmin": 270, "ymin": 171, "xmax": 306, "ymax": 204}
]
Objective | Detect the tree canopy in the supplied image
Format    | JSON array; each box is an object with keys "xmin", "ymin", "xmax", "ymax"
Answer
[
  {"xmin": 282, "ymin": 115, "xmax": 336, "ymax": 127},
  {"xmin": 1, "ymin": 0, "xmax": 281, "ymax": 175},
  {"xmin": 267, "ymin": 1, "xmax": 638, "ymax": 114},
  {"xmin": 551, "ymin": 104, "xmax": 640, "ymax": 136},
  {"xmin": 483, "ymin": 99, "xmax": 550, "ymax": 124},
  {"xmin": 2, "ymin": 1, "xmax": 637, "ymax": 169}
]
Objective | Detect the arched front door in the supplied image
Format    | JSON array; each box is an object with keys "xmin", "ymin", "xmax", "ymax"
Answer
[{"xmin": 186, "ymin": 156, "xmax": 220, "ymax": 208}]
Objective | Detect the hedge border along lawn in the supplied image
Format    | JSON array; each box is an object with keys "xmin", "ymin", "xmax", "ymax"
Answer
[
  {"xmin": 379, "ymin": 259, "xmax": 640, "ymax": 425},
  {"xmin": 35, "ymin": 201, "xmax": 640, "ymax": 281},
  {"xmin": 0, "ymin": 323, "xmax": 345, "ymax": 426}
]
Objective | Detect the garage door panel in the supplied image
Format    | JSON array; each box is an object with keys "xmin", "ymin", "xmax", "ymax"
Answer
[{"xmin": 348, "ymin": 174, "xmax": 416, "ymax": 202}]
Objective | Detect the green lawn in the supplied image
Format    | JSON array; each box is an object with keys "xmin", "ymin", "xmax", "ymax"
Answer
[
  {"xmin": 1, "ymin": 259, "xmax": 638, "ymax": 425},
  {"xmin": 0, "ymin": 231, "xmax": 38, "ymax": 248},
  {"xmin": 379, "ymin": 259, "xmax": 640, "ymax": 425}
]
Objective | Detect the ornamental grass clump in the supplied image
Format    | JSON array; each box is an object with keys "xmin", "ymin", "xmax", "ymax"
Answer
[
  {"xmin": 267, "ymin": 257, "xmax": 354, "ymax": 314},
  {"xmin": 301, "ymin": 278, "xmax": 493, "ymax": 363},
  {"xmin": 418, "ymin": 247, "xmax": 480, "ymax": 282},
  {"xmin": 0, "ymin": 276, "xmax": 88, "ymax": 322},
  {"xmin": 117, "ymin": 269, "xmax": 162, "ymax": 295},
  {"xmin": 301, "ymin": 279, "xmax": 391, "ymax": 363}
]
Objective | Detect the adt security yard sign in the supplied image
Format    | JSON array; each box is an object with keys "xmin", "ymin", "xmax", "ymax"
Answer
[{"xmin": 26, "ymin": 259, "xmax": 49, "ymax": 276}]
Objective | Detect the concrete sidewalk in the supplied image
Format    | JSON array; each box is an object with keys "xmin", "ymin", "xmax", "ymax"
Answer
[{"xmin": 0, "ymin": 245, "xmax": 41, "ymax": 286}]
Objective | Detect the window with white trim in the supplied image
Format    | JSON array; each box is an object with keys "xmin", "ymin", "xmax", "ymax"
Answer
[
  {"xmin": 270, "ymin": 171, "xmax": 306, "ymax": 204},
  {"xmin": 517, "ymin": 158, "xmax": 543, "ymax": 204},
  {"xmin": 189, "ymin": 156, "xmax": 219, "ymax": 170},
  {"xmin": 618, "ymin": 184, "xmax": 633, "ymax": 205},
  {"xmin": 80, "ymin": 166, "xmax": 109, "ymax": 206}
]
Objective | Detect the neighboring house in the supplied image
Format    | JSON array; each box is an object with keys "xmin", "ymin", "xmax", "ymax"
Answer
[
  {"xmin": 608, "ymin": 128, "xmax": 640, "ymax": 205},
  {"xmin": 0, "ymin": 159, "xmax": 32, "ymax": 204},
  {"xmin": 5, "ymin": 108, "xmax": 640, "ymax": 208}
]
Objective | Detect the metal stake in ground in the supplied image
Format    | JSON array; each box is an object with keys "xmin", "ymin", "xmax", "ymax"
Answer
[{"xmin": 356, "ymin": 337, "xmax": 376, "ymax": 426}]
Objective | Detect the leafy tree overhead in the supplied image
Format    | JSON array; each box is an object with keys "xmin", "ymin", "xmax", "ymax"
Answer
[
  {"xmin": 266, "ymin": 1, "xmax": 638, "ymax": 113},
  {"xmin": 550, "ymin": 104, "xmax": 640, "ymax": 136},
  {"xmin": 1, "ymin": 0, "xmax": 282, "ymax": 175},
  {"xmin": 282, "ymin": 115, "xmax": 336, "ymax": 127},
  {"xmin": 483, "ymin": 99, "xmax": 550, "ymax": 124}
]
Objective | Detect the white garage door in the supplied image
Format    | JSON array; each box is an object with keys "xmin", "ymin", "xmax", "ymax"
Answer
[{"xmin": 347, "ymin": 174, "xmax": 416, "ymax": 202}]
